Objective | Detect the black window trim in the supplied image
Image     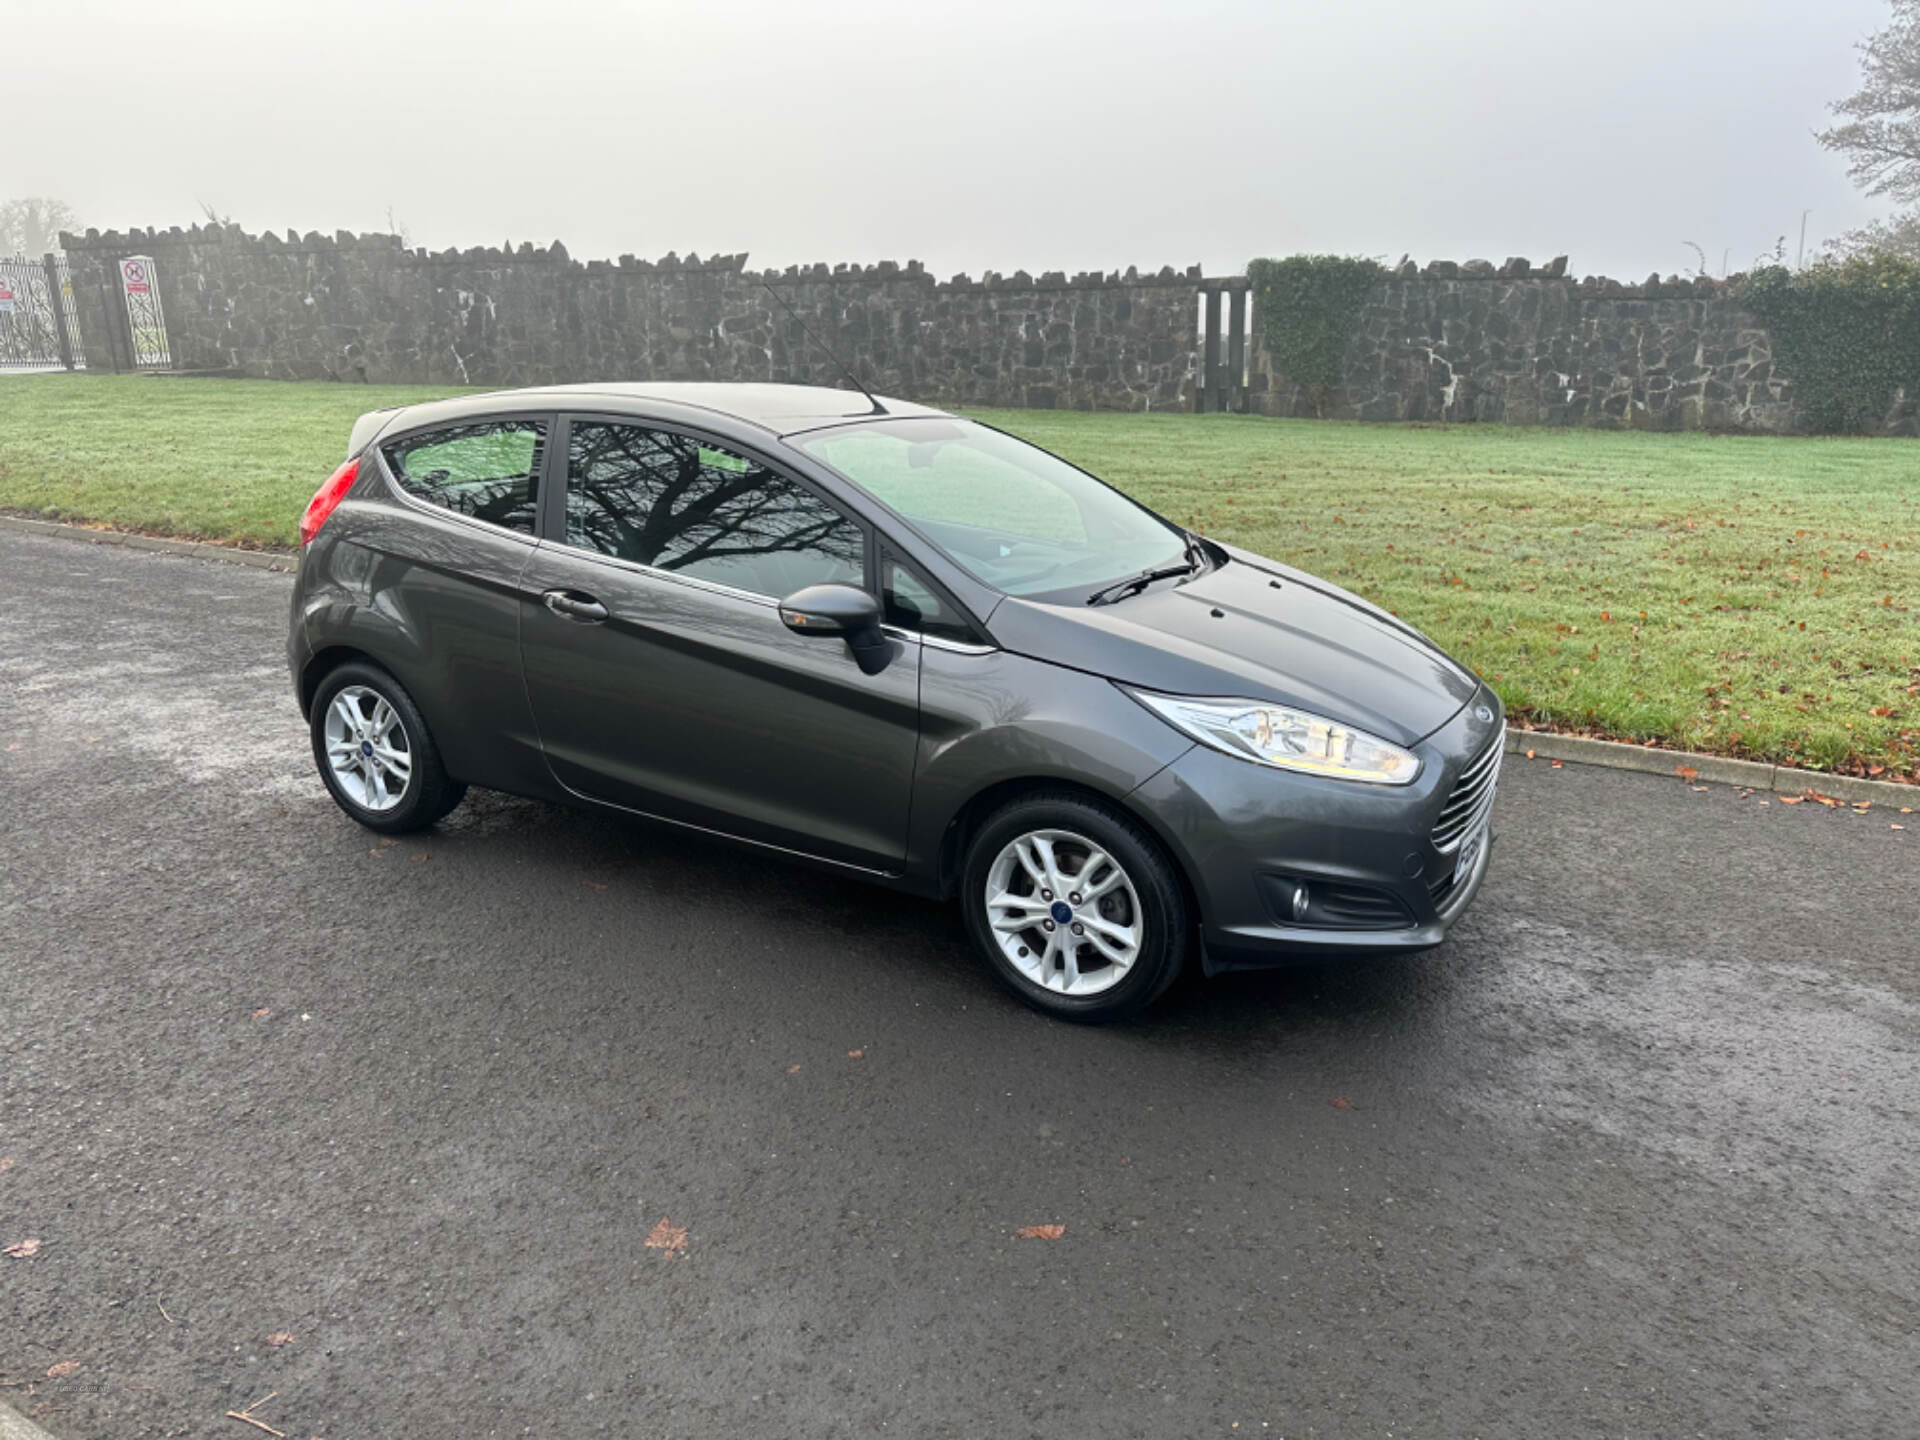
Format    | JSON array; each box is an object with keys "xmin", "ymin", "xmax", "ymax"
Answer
[
  {"xmin": 547, "ymin": 411, "xmax": 874, "ymax": 607},
  {"xmin": 373, "ymin": 410, "xmax": 557, "ymax": 545}
]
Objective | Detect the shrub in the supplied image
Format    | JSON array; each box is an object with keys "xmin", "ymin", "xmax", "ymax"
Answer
[
  {"xmin": 1246, "ymin": 255, "xmax": 1383, "ymax": 408},
  {"xmin": 1743, "ymin": 255, "xmax": 1920, "ymax": 433}
]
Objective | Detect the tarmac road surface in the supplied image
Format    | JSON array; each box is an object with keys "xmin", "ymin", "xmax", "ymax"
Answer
[{"xmin": 2, "ymin": 528, "xmax": 1916, "ymax": 1438}]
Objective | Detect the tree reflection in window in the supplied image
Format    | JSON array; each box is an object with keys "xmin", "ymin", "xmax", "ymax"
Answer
[
  {"xmin": 384, "ymin": 422, "xmax": 545, "ymax": 534},
  {"xmin": 565, "ymin": 423, "xmax": 863, "ymax": 598}
]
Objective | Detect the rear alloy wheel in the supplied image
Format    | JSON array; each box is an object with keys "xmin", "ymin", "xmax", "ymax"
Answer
[
  {"xmin": 962, "ymin": 794, "xmax": 1190, "ymax": 1021},
  {"xmin": 323, "ymin": 685, "xmax": 412, "ymax": 813},
  {"xmin": 309, "ymin": 661, "xmax": 465, "ymax": 834}
]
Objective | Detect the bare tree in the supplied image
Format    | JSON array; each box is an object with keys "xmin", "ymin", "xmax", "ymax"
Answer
[
  {"xmin": 1824, "ymin": 210, "xmax": 1920, "ymax": 261},
  {"xmin": 1820, "ymin": 1, "xmax": 1920, "ymax": 200},
  {"xmin": 0, "ymin": 196, "xmax": 80, "ymax": 257},
  {"xmin": 1813, "ymin": 4, "xmax": 1920, "ymax": 259}
]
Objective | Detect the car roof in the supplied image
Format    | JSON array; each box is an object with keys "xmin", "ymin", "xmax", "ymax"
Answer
[{"xmin": 362, "ymin": 382, "xmax": 953, "ymax": 448}]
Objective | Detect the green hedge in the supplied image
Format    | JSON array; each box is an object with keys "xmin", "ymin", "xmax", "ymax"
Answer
[
  {"xmin": 1743, "ymin": 255, "xmax": 1920, "ymax": 434},
  {"xmin": 1246, "ymin": 255, "xmax": 1383, "ymax": 403}
]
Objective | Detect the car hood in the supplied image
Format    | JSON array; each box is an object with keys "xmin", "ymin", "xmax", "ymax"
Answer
[{"xmin": 985, "ymin": 546, "xmax": 1481, "ymax": 747}]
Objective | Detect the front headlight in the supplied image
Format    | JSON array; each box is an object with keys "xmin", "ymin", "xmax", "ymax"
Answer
[{"xmin": 1125, "ymin": 689, "xmax": 1421, "ymax": 786}]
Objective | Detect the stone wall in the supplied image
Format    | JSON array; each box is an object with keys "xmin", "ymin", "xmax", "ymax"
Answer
[
  {"xmin": 1246, "ymin": 256, "xmax": 1804, "ymax": 433},
  {"xmin": 59, "ymin": 224, "xmax": 1201, "ymax": 412},
  {"xmin": 60, "ymin": 228, "xmax": 1857, "ymax": 432}
]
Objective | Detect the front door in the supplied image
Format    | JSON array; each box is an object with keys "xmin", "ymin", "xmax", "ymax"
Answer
[{"xmin": 518, "ymin": 417, "xmax": 921, "ymax": 871}]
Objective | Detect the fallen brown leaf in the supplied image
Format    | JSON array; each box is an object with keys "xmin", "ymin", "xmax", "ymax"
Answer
[
  {"xmin": 1780, "ymin": 796, "xmax": 1803, "ymax": 804},
  {"xmin": 251, "ymin": 1007, "xmax": 272, "ymax": 1020},
  {"xmin": 45, "ymin": 1360, "xmax": 80, "ymax": 1379},
  {"xmin": 0, "ymin": 1156, "xmax": 14, "ymax": 1173},
  {"xmin": 847, "ymin": 1049, "xmax": 864, "ymax": 1059},
  {"xmin": 1331, "ymin": 1096, "xmax": 1354, "ymax": 1111},
  {"xmin": 266, "ymin": 1331, "xmax": 295, "ymax": 1347},
  {"xmin": 1525, "ymin": 749, "xmax": 1536, "ymax": 760},
  {"xmin": 4, "ymin": 1238, "xmax": 40, "ymax": 1258},
  {"xmin": 786, "ymin": 1064, "xmax": 801, "ymax": 1074},
  {"xmin": 1676, "ymin": 765, "xmax": 1700, "ymax": 782},
  {"xmin": 1550, "ymin": 759, "xmax": 1563, "ymax": 769},
  {"xmin": 1016, "ymin": 1224, "xmax": 1066, "ymax": 1240},
  {"xmin": 644, "ymin": 1218, "xmax": 688, "ymax": 1258}
]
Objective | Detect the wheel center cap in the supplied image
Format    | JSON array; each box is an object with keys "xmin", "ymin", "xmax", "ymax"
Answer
[
  {"xmin": 359, "ymin": 740, "xmax": 373, "ymax": 758},
  {"xmin": 1049, "ymin": 900, "xmax": 1073, "ymax": 925}
]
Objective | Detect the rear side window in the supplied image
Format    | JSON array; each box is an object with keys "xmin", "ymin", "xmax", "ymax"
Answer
[
  {"xmin": 382, "ymin": 421, "xmax": 546, "ymax": 535},
  {"xmin": 562, "ymin": 422, "xmax": 864, "ymax": 599}
]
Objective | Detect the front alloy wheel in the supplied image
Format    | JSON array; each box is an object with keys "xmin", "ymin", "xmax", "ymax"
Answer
[
  {"xmin": 984, "ymin": 829, "xmax": 1143, "ymax": 997},
  {"xmin": 961, "ymin": 792, "xmax": 1190, "ymax": 1022}
]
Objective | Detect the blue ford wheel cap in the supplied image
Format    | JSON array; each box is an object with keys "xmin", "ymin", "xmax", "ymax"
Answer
[
  {"xmin": 1050, "ymin": 900, "xmax": 1073, "ymax": 924},
  {"xmin": 360, "ymin": 739, "xmax": 373, "ymax": 757}
]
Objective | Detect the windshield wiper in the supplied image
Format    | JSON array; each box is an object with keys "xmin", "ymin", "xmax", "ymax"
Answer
[{"xmin": 1086, "ymin": 551, "xmax": 1201, "ymax": 607}]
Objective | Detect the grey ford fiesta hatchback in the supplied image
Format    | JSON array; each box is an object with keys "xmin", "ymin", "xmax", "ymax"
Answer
[{"xmin": 288, "ymin": 383, "xmax": 1503, "ymax": 1020}]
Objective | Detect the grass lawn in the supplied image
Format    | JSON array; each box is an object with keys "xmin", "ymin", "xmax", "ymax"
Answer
[{"xmin": 3, "ymin": 374, "xmax": 1916, "ymax": 780}]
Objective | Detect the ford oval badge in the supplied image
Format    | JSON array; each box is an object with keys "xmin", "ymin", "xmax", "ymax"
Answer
[{"xmin": 1474, "ymin": 704, "xmax": 1494, "ymax": 723}]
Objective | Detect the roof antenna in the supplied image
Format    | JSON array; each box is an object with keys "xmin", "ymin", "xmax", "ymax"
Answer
[{"xmin": 761, "ymin": 281, "xmax": 887, "ymax": 415}]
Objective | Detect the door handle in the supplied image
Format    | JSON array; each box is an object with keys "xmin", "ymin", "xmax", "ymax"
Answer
[{"xmin": 543, "ymin": 589, "xmax": 609, "ymax": 623}]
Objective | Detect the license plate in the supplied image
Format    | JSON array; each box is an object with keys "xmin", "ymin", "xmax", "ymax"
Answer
[{"xmin": 1455, "ymin": 824, "xmax": 1486, "ymax": 879}]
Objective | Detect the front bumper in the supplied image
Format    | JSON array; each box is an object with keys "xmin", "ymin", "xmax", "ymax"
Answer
[{"xmin": 1128, "ymin": 687, "xmax": 1505, "ymax": 974}]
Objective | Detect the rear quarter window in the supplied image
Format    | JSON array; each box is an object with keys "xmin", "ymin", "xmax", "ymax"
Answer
[{"xmin": 382, "ymin": 421, "xmax": 546, "ymax": 534}]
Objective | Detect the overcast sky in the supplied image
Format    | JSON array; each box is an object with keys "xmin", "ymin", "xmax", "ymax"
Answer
[{"xmin": 3, "ymin": 0, "xmax": 1896, "ymax": 280}]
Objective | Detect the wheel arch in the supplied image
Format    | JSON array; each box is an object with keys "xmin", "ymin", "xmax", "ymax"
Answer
[
  {"xmin": 299, "ymin": 645, "xmax": 380, "ymax": 718},
  {"xmin": 934, "ymin": 775, "xmax": 1203, "ymax": 936}
]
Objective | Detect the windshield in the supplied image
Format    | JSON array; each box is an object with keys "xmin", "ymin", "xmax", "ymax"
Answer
[{"xmin": 793, "ymin": 418, "xmax": 1191, "ymax": 601}]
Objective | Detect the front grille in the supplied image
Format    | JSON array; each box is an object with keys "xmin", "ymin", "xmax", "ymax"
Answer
[{"xmin": 1432, "ymin": 724, "xmax": 1505, "ymax": 854}]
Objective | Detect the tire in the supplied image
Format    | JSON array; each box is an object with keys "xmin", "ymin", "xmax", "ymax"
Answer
[
  {"xmin": 309, "ymin": 660, "xmax": 466, "ymax": 834},
  {"xmin": 960, "ymin": 790, "xmax": 1191, "ymax": 1022}
]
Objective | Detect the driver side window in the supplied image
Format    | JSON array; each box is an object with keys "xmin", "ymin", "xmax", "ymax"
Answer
[{"xmin": 561, "ymin": 422, "xmax": 865, "ymax": 599}]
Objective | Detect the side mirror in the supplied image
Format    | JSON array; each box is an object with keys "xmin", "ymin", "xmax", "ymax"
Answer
[
  {"xmin": 778, "ymin": 582, "xmax": 893, "ymax": 674},
  {"xmin": 779, "ymin": 582, "xmax": 881, "ymax": 637}
]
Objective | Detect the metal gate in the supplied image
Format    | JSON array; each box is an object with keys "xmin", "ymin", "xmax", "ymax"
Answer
[
  {"xmin": 116, "ymin": 255, "xmax": 171, "ymax": 369},
  {"xmin": 0, "ymin": 253, "xmax": 86, "ymax": 371}
]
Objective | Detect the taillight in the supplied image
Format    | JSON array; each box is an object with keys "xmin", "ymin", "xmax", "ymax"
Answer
[{"xmin": 301, "ymin": 457, "xmax": 360, "ymax": 546}]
